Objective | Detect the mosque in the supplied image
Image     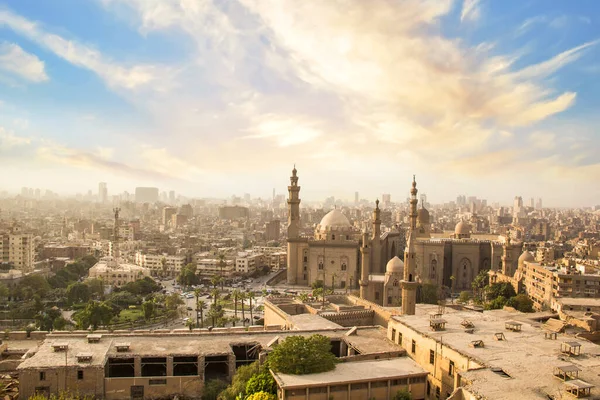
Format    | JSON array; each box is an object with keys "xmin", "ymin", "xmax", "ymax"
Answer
[{"xmin": 285, "ymin": 168, "xmax": 522, "ymax": 308}]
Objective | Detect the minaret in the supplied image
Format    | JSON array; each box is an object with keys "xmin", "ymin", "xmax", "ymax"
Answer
[
  {"xmin": 401, "ymin": 176, "xmax": 419, "ymax": 315},
  {"xmin": 371, "ymin": 199, "xmax": 382, "ymax": 273},
  {"xmin": 359, "ymin": 228, "xmax": 371, "ymax": 299},
  {"xmin": 113, "ymin": 207, "xmax": 121, "ymax": 262},
  {"xmin": 502, "ymin": 230, "xmax": 513, "ymax": 276},
  {"xmin": 286, "ymin": 166, "xmax": 301, "ymax": 284}
]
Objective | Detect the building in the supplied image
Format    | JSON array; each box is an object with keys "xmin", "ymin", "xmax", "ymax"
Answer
[
  {"xmin": 219, "ymin": 206, "xmax": 249, "ymax": 220},
  {"xmin": 0, "ymin": 226, "xmax": 35, "ymax": 272},
  {"xmin": 194, "ymin": 257, "xmax": 236, "ymax": 278},
  {"xmin": 266, "ymin": 220, "xmax": 280, "ymax": 241},
  {"xmin": 171, "ymin": 213, "xmax": 188, "ymax": 229},
  {"xmin": 134, "ymin": 252, "xmax": 187, "ymax": 277},
  {"xmin": 135, "ymin": 187, "xmax": 159, "ymax": 203},
  {"xmin": 387, "ymin": 305, "xmax": 600, "ymax": 400},
  {"xmin": 162, "ymin": 207, "xmax": 177, "ymax": 226},
  {"xmin": 286, "ymin": 167, "xmax": 404, "ymax": 293},
  {"xmin": 87, "ymin": 257, "xmax": 151, "ymax": 287},
  {"xmin": 40, "ymin": 244, "xmax": 93, "ymax": 260},
  {"xmin": 235, "ymin": 252, "xmax": 264, "ymax": 274},
  {"xmin": 98, "ymin": 182, "xmax": 107, "ymax": 203}
]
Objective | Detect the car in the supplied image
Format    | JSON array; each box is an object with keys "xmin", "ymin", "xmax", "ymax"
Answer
[
  {"xmin": 186, "ymin": 294, "xmax": 194, "ymax": 299},
  {"xmin": 186, "ymin": 307, "xmax": 193, "ymax": 311}
]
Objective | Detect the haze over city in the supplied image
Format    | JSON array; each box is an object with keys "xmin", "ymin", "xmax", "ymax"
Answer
[{"xmin": 0, "ymin": 0, "xmax": 599, "ymax": 206}]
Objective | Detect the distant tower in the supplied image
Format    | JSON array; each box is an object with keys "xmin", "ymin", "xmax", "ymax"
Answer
[
  {"xmin": 371, "ymin": 200, "xmax": 382, "ymax": 273},
  {"xmin": 99, "ymin": 182, "xmax": 107, "ymax": 203},
  {"xmin": 113, "ymin": 207, "xmax": 121, "ymax": 261},
  {"xmin": 359, "ymin": 228, "xmax": 371, "ymax": 299},
  {"xmin": 354, "ymin": 192, "xmax": 359, "ymax": 205},
  {"xmin": 502, "ymin": 231, "xmax": 514, "ymax": 276},
  {"xmin": 286, "ymin": 166, "xmax": 301, "ymax": 284},
  {"xmin": 401, "ymin": 176, "xmax": 419, "ymax": 315}
]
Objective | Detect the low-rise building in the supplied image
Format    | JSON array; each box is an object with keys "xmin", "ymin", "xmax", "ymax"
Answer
[
  {"xmin": 235, "ymin": 252, "xmax": 264, "ymax": 274},
  {"xmin": 88, "ymin": 257, "xmax": 151, "ymax": 287},
  {"xmin": 134, "ymin": 252, "xmax": 187, "ymax": 277},
  {"xmin": 195, "ymin": 258, "xmax": 235, "ymax": 278}
]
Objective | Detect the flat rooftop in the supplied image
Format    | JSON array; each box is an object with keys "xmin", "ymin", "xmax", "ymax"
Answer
[
  {"xmin": 272, "ymin": 358, "xmax": 427, "ymax": 389},
  {"xmin": 18, "ymin": 326, "xmax": 398, "ymax": 370},
  {"xmin": 289, "ymin": 314, "xmax": 343, "ymax": 330},
  {"xmin": 556, "ymin": 297, "xmax": 600, "ymax": 307},
  {"xmin": 393, "ymin": 305, "xmax": 600, "ymax": 399}
]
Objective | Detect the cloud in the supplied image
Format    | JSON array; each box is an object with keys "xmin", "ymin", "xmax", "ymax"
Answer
[
  {"xmin": 460, "ymin": 0, "xmax": 481, "ymax": 22},
  {"xmin": 0, "ymin": 126, "xmax": 31, "ymax": 150},
  {"xmin": 528, "ymin": 131, "xmax": 556, "ymax": 150},
  {"xmin": 0, "ymin": 42, "xmax": 48, "ymax": 82},
  {"xmin": 0, "ymin": 8, "xmax": 169, "ymax": 90}
]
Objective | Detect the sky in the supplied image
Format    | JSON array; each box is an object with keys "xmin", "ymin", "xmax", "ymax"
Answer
[{"xmin": 0, "ymin": 0, "xmax": 599, "ymax": 207}]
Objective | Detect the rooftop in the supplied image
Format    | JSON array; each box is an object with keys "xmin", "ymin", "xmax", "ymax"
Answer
[
  {"xmin": 271, "ymin": 358, "xmax": 427, "ymax": 389},
  {"xmin": 392, "ymin": 305, "xmax": 600, "ymax": 400}
]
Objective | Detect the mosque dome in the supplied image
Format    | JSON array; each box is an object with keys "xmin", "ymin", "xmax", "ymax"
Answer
[
  {"xmin": 455, "ymin": 221, "xmax": 471, "ymax": 236},
  {"xmin": 518, "ymin": 251, "xmax": 535, "ymax": 266},
  {"xmin": 318, "ymin": 209, "xmax": 351, "ymax": 231},
  {"xmin": 417, "ymin": 207, "xmax": 430, "ymax": 225},
  {"xmin": 386, "ymin": 256, "xmax": 404, "ymax": 274}
]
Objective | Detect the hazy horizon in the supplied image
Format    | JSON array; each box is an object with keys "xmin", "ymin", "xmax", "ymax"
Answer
[{"xmin": 1, "ymin": 0, "xmax": 599, "ymax": 207}]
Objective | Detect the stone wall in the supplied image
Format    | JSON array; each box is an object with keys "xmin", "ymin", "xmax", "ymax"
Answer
[{"xmin": 320, "ymin": 310, "xmax": 374, "ymax": 327}]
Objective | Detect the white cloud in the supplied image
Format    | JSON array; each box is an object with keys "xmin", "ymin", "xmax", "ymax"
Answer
[
  {"xmin": 0, "ymin": 42, "xmax": 48, "ymax": 82},
  {"xmin": 528, "ymin": 131, "xmax": 556, "ymax": 150},
  {"xmin": 0, "ymin": 9, "xmax": 169, "ymax": 90},
  {"xmin": 0, "ymin": 126, "xmax": 31, "ymax": 150},
  {"xmin": 460, "ymin": 0, "xmax": 481, "ymax": 22}
]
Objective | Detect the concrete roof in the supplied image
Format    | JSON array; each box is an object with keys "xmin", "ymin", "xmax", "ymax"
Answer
[
  {"xmin": 289, "ymin": 314, "xmax": 343, "ymax": 330},
  {"xmin": 556, "ymin": 297, "xmax": 600, "ymax": 307},
  {"xmin": 392, "ymin": 305, "xmax": 600, "ymax": 400},
  {"xmin": 272, "ymin": 358, "xmax": 427, "ymax": 389},
  {"xmin": 18, "ymin": 326, "xmax": 398, "ymax": 370}
]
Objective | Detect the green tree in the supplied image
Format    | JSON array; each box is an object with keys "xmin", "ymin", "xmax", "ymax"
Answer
[
  {"xmin": 485, "ymin": 295, "xmax": 508, "ymax": 310},
  {"xmin": 506, "ymin": 294, "xmax": 534, "ymax": 313},
  {"xmin": 393, "ymin": 389, "xmax": 412, "ymax": 400},
  {"xmin": 178, "ymin": 263, "xmax": 199, "ymax": 288},
  {"xmin": 86, "ymin": 278, "xmax": 105, "ymax": 299},
  {"xmin": 18, "ymin": 275, "xmax": 51, "ymax": 300},
  {"xmin": 485, "ymin": 283, "xmax": 516, "ymax": 302},
  {"xmin": 165, "ymin": 292, "xmax": 184, "ymax": 312},
  {"xmin": 247, "ymin": 291, "xmax": 256, "ymax": 322},
  {"xmin": 142, "ymin": 299, "xmax": 155, "ymax": 321},
  {"xmin": 197, "ymin": 299, "xmax": 207, "ymax": 328},
  {"xmin": 185, "ymin": 318, "xmax": 195, "ymax": 331},
  {"xmin": 35, "ymin": 307, "xmax": 62, "ymax": 331},
  {"xmin": 232, "ymin": 289, "xmax": 241, "ymax": 326},
  {"xmin": 246, "ymin": 372, "xmax": 277, "ymax": 396},
  {"xmin": 211, "ymin": 274, "xmax": 222, "ymax": 290},
  {"xmin": 218, "ymin": 361, "xmax": 260, "ymax": 400},
  {"xmin": 471, "ymin": 270, "xmax": 489, "ymax": 303},
  {"xmin": 458, "ymin": 291, "xmax": 472, "ymax": 304},
  {"xmin": 160, "ymin": 257, "xmax": 168, "ymax": 278},
  {"xmin": 420, "ymin": 284, "xmax": 439, "ymax": 304},
  {"xmin": 0, "ymin": 283, "xmax": 9, "ymax": 301},
  {"xmin": 75, "ymin": 301, "xmax": 114, "ymax": 330},
  {"xmin": 239, "ymin": 291, "xmax": 247, "ymax": 325},
  {"xmin": 269, "ymin": 334, "xmax": 337, "ymax": 375},
  {"xmin": 66, "ymin": 282, "xmax": 90, "ymax": 305},
  {"xmin": 202, "ymin": 379, "xmax": 228, "ymax": 400},
  {"xmin": 246, "ymin": 393, "xmax": 276, "ymax": 400}
]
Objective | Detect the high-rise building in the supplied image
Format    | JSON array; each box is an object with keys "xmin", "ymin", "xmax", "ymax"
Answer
[
  {"xmin": 266, "ymin": 220, "xmax": 280, "ymax": 241},
  {"xmin": 135, "ymin": 187, "xmax": 159, "ymax": 203},
  {"xmin": 169, "ymin": 191, "xmax": 175, "ymax": 204},
  {"xmin": 162, "ymin": 207, "xmax": 177, "ymax": 226},
  {"xmin": 0, "ymin": 226, "xmax": 34, "ymax": 272},
  {"xmin": 382, "ymin": 194, "xmax": 391, "ymax": 208},
  {"xmin": 355, "ymin": 192, "xmax": 359, "ymax": 205},
  {"xmin": 98, "ymin": 182, "xmax": 108, "ymax": 203},
  {"xmin": 536, "ymin": 198, "xmax": 543, "ymax": 210}
]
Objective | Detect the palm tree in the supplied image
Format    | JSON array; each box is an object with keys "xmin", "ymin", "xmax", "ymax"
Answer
[
  {"xmin": 210, "ymin": 275, "xmax": 221, "ymax": 290},
  {"xmin": 210, "ymin": 288, "xmax": 220, "ymax": 306},
  {"xmin": 247, "ymin": 291, "xmax": 255, "ymax": 322},
  {"xmin": 450, "ymin": 275, "xmax": 456, "ymax": 303},
  {"xmin": 239, "ymin": 292, "xmax": 246, "ymax": 326},
  {"xmin": 298, "ymin": 293, "xmax": 309, "ymax": 303},
  {"xmin": 197, "ymin": 300, "xmax": 207, "ymax": 328},
  {"xmin": 218, "ymin": 253, "xmax": 226, "ymax": 290},
  {"xmin": 232, "ymin": 289, "xmax": 241, "ymax": 326},
  {"xmin": 193, "ymin": 288, "xmax": 202, "ymax": 327},
  {"xmin": 161, "ymin": 257, "xmax": 168, "ymax": 278}
]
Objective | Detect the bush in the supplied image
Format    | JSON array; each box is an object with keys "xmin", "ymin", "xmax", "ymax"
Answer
[
  {"xmin": 202, "ymin": 379, "xmax": 228, "ymax": 400},
  {"xmin": 485, "ymin": 295, "xmax": 507, "ymax": 310},
  {"xmin": 246, "ymin": 372, "xmax": 277, "ymax": 396},
  {"xmin": 393, "ymin": 389, "xmax": 412, "ymax": 400},
  {"xmin": 458, "ymin": 291, "xmax": 472, "ymax": 304},
  {"xmin": 269, "ymin": 334, "xmax": 337, "ymax": 375},
  {"xmin": 506, "ymin": 294, "xmax": 534, "ymax": 313},
  {"xmin": 246, "ymin": 392, "xmax": 276, "ymax": 400}
]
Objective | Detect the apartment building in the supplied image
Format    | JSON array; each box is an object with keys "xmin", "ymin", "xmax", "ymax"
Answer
[
  {"xmin": 134, "ymin": 252, "xmax": 187, "ymax": 277},
  {"xmin": 0, "ymin": 227, "xmax": 35, "ymax": 272},
  {"xmin": 195, "ymin": 258, "xmax": 236, "ymax": 278},
  {"xmin": 235, "ymin": 252, "xmax": 265, "ymax": 274}
]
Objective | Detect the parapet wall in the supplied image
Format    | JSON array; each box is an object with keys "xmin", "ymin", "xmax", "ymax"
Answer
[{"xmin": 320, "ymin": 310, "xmax": 375, "ymax": 327}]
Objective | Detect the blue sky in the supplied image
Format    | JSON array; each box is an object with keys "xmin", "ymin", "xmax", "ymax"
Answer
[{"xmin": 0, "ymin": 0, "xmax": 598, "ymax": 206}]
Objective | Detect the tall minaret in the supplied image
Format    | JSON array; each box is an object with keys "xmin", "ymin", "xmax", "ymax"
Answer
[
  {"xmin": 401, "ymin": 176, "xmax": 419, "ymax": 315},
  {"xmin": 371, "ymin": 199, "xmax": 382, "ymax": 273},
  {"xmin": 113, "ymin": 207, "xmax": 121, "ymax": 261},
  {"xmin": 502, "ymin": 230, "xmax": 513, "ymax": 276},
  {"xmin": 359, "ymin": 228, "xmax": 371, "ymax": 299},
  {"xmin": 286, "ymin": 166, "xmax": 301, "ymax": 284}
]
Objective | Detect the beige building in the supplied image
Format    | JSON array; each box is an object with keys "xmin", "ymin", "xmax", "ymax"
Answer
[
  {"xmin": 134, "ymin": 252, "xmax": 187, "ymax": 277},
  {"xmin": 0, "ymin": 226, "xmax": 35, "ymax": 272},
  {"xmin": 235, "ymin": 252, "xmax": 265, "ymax": 274},
  {"xmin": 388, "ymin": 305, "xmax": 600, "ymax": 399},
  {"xmin": 194, "ymin": 257, "xmax": 235, "ymax": 278},
  {"xmin": 88, "ymin": 257, "xmax": 151, "ymax": 287}
]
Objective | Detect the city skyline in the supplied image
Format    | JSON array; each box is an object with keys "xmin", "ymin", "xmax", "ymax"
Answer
[{"xmin": 1, "ymin": 1, "xmax": 599, "ymax": 206}]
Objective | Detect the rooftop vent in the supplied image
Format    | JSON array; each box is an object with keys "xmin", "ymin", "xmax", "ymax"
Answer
[
  {"xmin": 115, "ymin": 343, "xmax": 131, "ymax": 352},
  {"xmin": 52, "ymin": 343, "xmax": 68, "ymax": 352},
  {"xmin": 76, "ymin": 353, "xmax": 93, "ymax": 362},
  {"xmin": 87, "ymin": 334, "xmax": 102, "ymax": 343}
]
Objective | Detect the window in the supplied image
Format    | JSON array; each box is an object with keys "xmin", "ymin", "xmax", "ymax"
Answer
[
  {"xmin": 388, "ymin": 296, "xmax": 392, "ymax": 304},
  {"xmin": 77, "ymin": 370, "xmax": 84, "ymax": 380},
  {"xmin": 332, "ymin": 234, "xmax": 336, "ymax": 240},
  {"xmin": 318, "ymin": 262, "xmax": 324, "ymax": 270},
  {"xmin": 429, "ymin": 350, "xmax": 435, "ymax": 364},
  {"xmin": 411, "ymin": 340, "xmax": 416, "ymax": 354},
  {"xmin": 341, "ymin": 281, "xmax": 346, "ymax": 288},
  {"xmin": 449, "ymin": 360, "xmax": 455, "ymax": 377},
  {"xmin": 375, "ymin": 291, "xmax": 379, "ymax": 300},
  {"xmin": 393, "ymin": 280, "xmax": 399, "ymax": 287},
  {"xmin": 435, "ymin": 386, "xmax": 441, "ymax": 399},
  {"xmin": 391, "ymin": 329, "xmax": 396, "ymax": 342},
  {"xmin": 427, "ymin": 381, "xmax": 431, "ymax": 396},
  {"xmin": 398, "ymin": 332, "xmax": 402, "ymax": 345},
  {"xmin": 341, "ymin": 263, "xmax": 347, "ymax": 271},
  {"xmin": 39, "ymin": 371, "xmax": 46, "ymax": 381},
  {"xmin": 303, "ymin": 256, "xmax": 307, "ymax": 262}
]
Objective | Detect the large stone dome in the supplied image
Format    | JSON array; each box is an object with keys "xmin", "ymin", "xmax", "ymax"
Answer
[
  {"xmin": 418, "ymin": 207, "xmax": 430, "ymax": 224},
  {"xmin": 518, "ymin": 251, "xmax": 535, "ymax": 266},
  {"xmin": 455, "ymin": 221, "xmax": 471, "ymax": 236},
  {"xmin": 386, "ymin": 256, "xmax": 404, "ymax": 274},
  {"xmin": 318, "ymin": 209, "xmax": 351, "ymax": 230}
]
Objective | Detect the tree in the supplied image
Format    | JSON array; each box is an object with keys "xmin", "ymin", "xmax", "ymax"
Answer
[
  {"xmin": 269, "ymin": 334, "xmax": 337, "ymax": 375},
  {"xmin": 420, "ymin": 284, "xmax": 439, "ymax": 304},
  {"xmin": 239, "ymin": 292, "xmax": 247, "ymax": 325},
  {"xmin": 66, "ymin": 282, "xmax": 90, "ymax": 305},
  {"xmin": 246, "ymin": 372, "xmax": 277, "ymax": 396},
  {"xmin": 86, "ymin": 278, "xmax": 105, "ymax": 299},
  {"xmin": 471, "ymin": 270, "xmax": 489, "ymax": 303},
  {"xmin": 246, "ymin": 393, "xmax": 276, "ymax": 400},
  {"xmin": 178, "ymin": 263, "xmax": 199, "ymax": 288},
  {"xmin": 232, "ymin": 289, "xmax": 241, "ymax": 326},
  {"xmin": 485, "ymin": 295, "xmax": 508, "ymax": 310},
  {"xmin": 75, "ymin": 301, "xmax": 114, "ymax": 330},
  {"xmin": 247, "ymin": 291, "xmax": 256, "ymax": 322},
  {"xmin": 485, "ymin": 283, "xmax": 516, "ymax": 302},
  {"xmin": 393, "ymin": 389, "xmax": 412, "ymax": 400},
  {"xmin": 142, "ymin": 299, "xmax": 155, "ymax": 321},
  {"xmin": 160, "ymin": 257, "xmax": 168, "ymax": 278},
  {"xmin": 17, "ymin": 275, "xmax": 51, "ymax": 300},
  {"xmin": 35, "ymin": 307, "xmax": 62, "ymax": 331},
  {"xmin": 506, "ymin": 294, "xmax": 534, "ymax": 313},
  {"xmin": 298, "ymin": 293, "xmax": 309, "ymax": 303},
  {"xmin": 197, "ymin": 299, "xmax": 207, "ymax": 328},
  {"xmin": 202, "ymin": 379, "xmax": 228, "ymax": 400},
  {"xmin": 0, "ymin": 283, "xmax": 9, "ymax": 301},
  {"xmin": 186, "ymin": 318, "xmax": 195, "ymax": 331},
  {"xmin": 193, "ymin": 288, "xmax": 202, "ymax": 327},
  {"xmin": 210, "ymin": 275, "xmax": 222, "ymax": 290},
  {"xmin": 458, "ymin": 291, "xmax": 472, "ymax": 304},
  {"xmin": 218, "ymin": 253, "xmax": 226, "ymax": 290},
  {"xmin": 218, "ymin": 361, "xmax": 260, "ymax": 400},
  {"xmin": 165, "ymin": 292, "xmax": 184, "ymax": 312},
  {"xmin": 207, "ymin": 303, "xmax": 224, "ymax": 327}
]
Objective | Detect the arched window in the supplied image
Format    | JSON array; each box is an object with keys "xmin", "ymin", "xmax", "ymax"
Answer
[
  {"xmin": 409, "ymin": 274, "xmax": 413, "ymax": 282},
  {"xmin": 332, "ymin": 234, "xmax": 336, "ymax": 240},
  {"xmin": 318, "ymin": 262, "xmax": 324, "ymax": 270},
  {"xmin": 341, "ymin": 263, "xmax": 347, "ymax": 271},
  {"xmin": 393, "ymin": 280, "xmax": 399, "ymax": 287},
  {"xmin": 430, "ymin": 259, "xmax": 437, "ymax": 279}
]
